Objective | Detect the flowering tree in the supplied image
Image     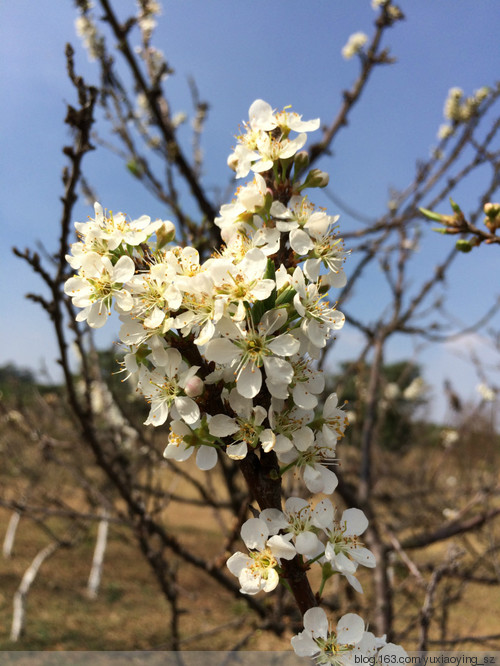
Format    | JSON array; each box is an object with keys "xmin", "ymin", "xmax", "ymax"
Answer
[
  {"xmin": 62, "ymin": 98, "xmax": 408, "ymax": 660},
  {"xmin": 7, "ymin": 0, "xmax": 500, "ymax": 653}
]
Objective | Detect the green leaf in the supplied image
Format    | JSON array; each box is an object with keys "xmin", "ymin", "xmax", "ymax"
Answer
[
  {"xmin": 126, "ymin": 159, "xmax": 143, "ymax": 178},
  {"xmin": 419, "ymin": 207, "xmax": 443, "ymax": 222}
]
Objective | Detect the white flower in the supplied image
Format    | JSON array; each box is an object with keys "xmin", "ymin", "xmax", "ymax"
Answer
[
  {"xmin": 163, "ymin": 420, "xmax": 218, "ymax": 471},
  {"xmin": 341, "ymin": 32, "xmax": 368, "ymax": 59},
  {"xmin": 274, "ymin": 107, "xmax": 320, "ymax": 134},
  {"xmin": 224, "ymin": 226, "xmax": 280, "ymax": 263},
  {"xmin": 441, "ymin": 428, "xmax": 458, "ymax": 448},
  {"xmin": 289, "ymin": 214, "xmax": 347, "ymax": 285},
  {"xmin": 215, "ymin": 174, "xmax": 268, "ymax": 241},
  {"xmin": 139, "ymin": 348, "xmax": 201, "ymax": 426},
  {"xmin": 292, "ymin": 607, "xmax": 408, "ymax": 665},
  {"xmin": 292, "ymin": 607, "xmax": 365, "ymax": 664},
  {"xmin": 247, "ymin": 99, "xmax": 278, "ymax": 132},
  {"xmin": 208, "ymin": 389, "xmax": 272, "ymax": 459},
  {"xmin": 384, "ymin": 382, "xmax": 400, "ymax": 400},
  {"xmin": 270, "ymin": 195, "xmax": 315, "ymax": 232},
  {"xmin": 228, "ymin": 100, "xmax": 319, "ymax": 178},
  {"xmin": 477, "ymin": 382, "xmax": 496, "ymax": 402},
  {"xmin": 270, "ymin": 356, "xmax": 324, "ymax": 409},
  {"xmin": 204, "ymin": 310, "xmax": 299, "ymax": 399},
  {"xmin": 252, "ymin": 131, "xmax": 307, "ymax": 174},
  {"xmin": 322, "ymin": 393, "xmax": 349, "ymax": 446},
  {"xmin": 444, "ymin": 87, "xmax": 464, "ymax": 121},
  {"xmin": 75, "ymin": 13, "xmax": 102, "ymax": 61},
  {"xmin": 324, "ymin": 508, "xmax": 376, "ymax": 575},
  {"xmin": 437, "ymin": 123, "xmax": 454, "ymax": 140},
  {"xmin": 78, "ymin": 202, "xmax": 162, "ymax": 251},
  {"xmin": 227, "ymin": 517, "xmax": 295, "ymax": 595},
  {"xmin": 248, "ymin": 99, "xmax": 320, "ymax": 135},
  {"xmin": 173, "ymin": 284, "xmax": 219, "ymax": 346},
  {"xmin": 227, "ymin": 143, "xmax": 260, "ymax": 179},
  {"xmin": 291, "ymin": 267, "xmax": 345, "ymax": 349},
  {"xmin": 403, "ymin": 376, "xmax": 427, "ymax": 401},
  {"xmin": 278, "ymin": 429, "xmax": 339, "ymax": 495},
  {"xmin": 64, "ymin": 252, "xmax": 135, "ymax": 328},
  {"xmin": 127, "ymin": 262, "xmax": 181, "ymax": 330},
  {"xmin": 209, "ymin": 248, "xmax": 275, "ymax": 321},
  {"xmin": 261, "ymin": 497, "xmax": 333, "ymax": 558},
  {"xmin": 268, "ymin": 400, "xmax": 315, "ymax": 453}
]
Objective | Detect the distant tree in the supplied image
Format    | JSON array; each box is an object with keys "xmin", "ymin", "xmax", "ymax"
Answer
[
  {"xmin": 0, "ymin": 364, "xmax": 37, "ymax": 402},
  {"xmin": 332, "ymin": 360, "xmax": 429, "ymax": 451}
]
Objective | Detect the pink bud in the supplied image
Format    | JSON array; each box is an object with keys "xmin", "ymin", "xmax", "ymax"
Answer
[{"xmin": 184, "ymin": 376, "xmax": 204, "ymax": 398}]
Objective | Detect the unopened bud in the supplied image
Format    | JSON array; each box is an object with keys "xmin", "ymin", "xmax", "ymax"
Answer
[
  {"xmin": 484, "ymin": 203, "xmax": 500, "ymax": 219},
  {"xmin": 302, "ymin": 168, "xmax": 329, "ymax": 190},
  {"xmin": 294, "ymin": 151, "xmax": 310, "ymax": 175},
  {"xmin": 455, "ymin": 239, "xmax": 473, "ymax": 253},
  {"xmin": 184, "ymin": 376, "xmax": 204, "ymax": 398},
  {"xmin": 474, "ymin": 87, "xmax": 490, "ymax": 103},
  {"xmin": 387, "ymin": 5, "xmax": 404, "ymax": 20},
  {"xmin": 156, "ymin": 220, "xmax": 176, "ymax": 248},
  {"xmin": 126, "ymin": 159, "xmax": 144, "ymax": 178}
]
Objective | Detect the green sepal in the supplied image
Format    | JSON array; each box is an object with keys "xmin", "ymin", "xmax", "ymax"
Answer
[
  {"xmin": 449, "ymin": 197, "xmax": 462, "ymax": 214},
  {"xmin": 320, "ymin": 561, "xmax": 335, "ymax": 581},
  {"xmin": 432, "ymin": 227, "xmax": 450, "ymax": 235},
  {"xmin": 275, "ymin": 285, "xmax": 296, "ymax": 307},
  {"xmin": 263, "ymin": 191, "xmax": 274, "ymax": 214}
]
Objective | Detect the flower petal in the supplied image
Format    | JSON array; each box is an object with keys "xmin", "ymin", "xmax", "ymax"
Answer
[
  {"xmin": 241, "ymin": 518, "xmax": 269, "ymax": 551},
  {"xmin": 303, "ymin": 606, "xmax": 329, "ymax": 639},
  {"xmin": 209, "ymin": 414, "xmax": 239, "ymax": 437},
  {"xmin": 196, "ymin": 446, "xmax": 218, "ymax": 471},
  {"xmin": 336, "ymin": 613, "xmax": 365, "ymax": 646}
]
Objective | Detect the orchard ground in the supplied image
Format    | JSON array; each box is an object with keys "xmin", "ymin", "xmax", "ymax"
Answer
[{"xmin": 1, "ymin": 388, "xmax": 499, "ymax": 651}]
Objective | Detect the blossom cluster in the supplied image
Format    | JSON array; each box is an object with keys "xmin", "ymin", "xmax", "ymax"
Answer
[
  {"xmin": 438, "ymin": 85, "xmax": 490, "ymax": 139},
  {"xmin": 65, "ymin": 99, "xmax": 405, "ymax": 663}
]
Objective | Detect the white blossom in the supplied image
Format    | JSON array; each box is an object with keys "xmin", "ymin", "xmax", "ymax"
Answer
[
  {"xmin": 341, "ymin": 32, "xmax": 368, "ymax": 59},
  {"xmin": 64, "ymin": 253, "xmax": 135, "ymax": 328},
  {"xmin": 227, "ymin": 518, "xmax": 295, "ymax": 595},
  {"xmin": 477, "ymin": 382, "xmax": 496, "ymax": 402},
  {"xmin": 163, "ymin": 420, "xmax": 218, "ymax": 471}
]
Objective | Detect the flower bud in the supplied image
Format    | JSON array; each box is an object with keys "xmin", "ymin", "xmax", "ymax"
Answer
[
  {"xmin": 126, "ymin": 159, "xmax": 144, "ymax": 178},
  {"xmin": 341, "ymin": 32, "xmax": 368, "ymax": 59},
  {"xmin": 455, "ymin": 239, "xmax": 473, "ymax": 253},
  {"xmin": 293, "ymin": 151, "xmax": 310, "ymax": 175},
  {"xmin": 302, "ymin": 168, "xmax": 329, "ymax": 189},
  {"xmin": 484, "ymin": 202, "xmax": 500, "ymax": 219},
  {"xmin": 184, "ymin": 376, "xmax": 205, "ymax": 398},
  {"xmin": 313, "ymin": 169, "xmax": 329, "ymax": 188},
  {"xmin": 156, "ymin": 220, "xmax": 176, "ymax": 248}
]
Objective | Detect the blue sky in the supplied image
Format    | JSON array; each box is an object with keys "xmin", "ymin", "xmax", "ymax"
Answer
[{"xmin": 1, "ymin": 1, "xmax": 499, "ymax": 420}]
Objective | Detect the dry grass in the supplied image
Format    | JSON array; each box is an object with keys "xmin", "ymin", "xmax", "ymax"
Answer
[
  {"xmin": 1, "ymin": 395, "xmax": 499, "ymax": 652},
  {"xmin": 0, "ymin": 506, "xmax": 293, "ymax": 651}
]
